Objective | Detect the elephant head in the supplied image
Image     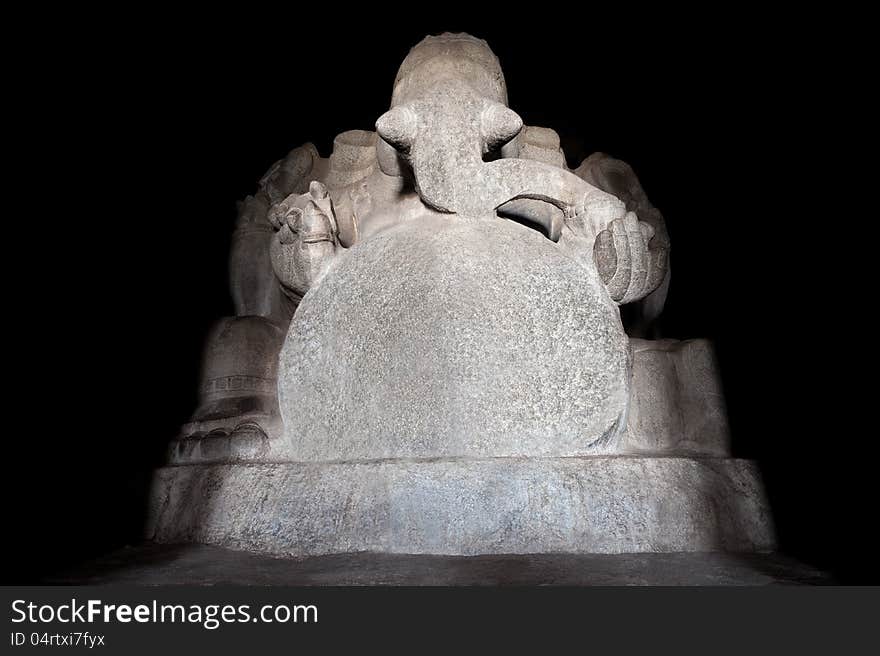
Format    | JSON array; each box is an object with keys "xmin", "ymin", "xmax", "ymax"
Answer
[{"xmin": 374, "ymin": 33, "xmax": 627, "ymax": 242}]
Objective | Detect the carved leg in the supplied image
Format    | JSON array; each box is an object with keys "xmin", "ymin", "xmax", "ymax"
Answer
[{"xmin": 174, "ymin": 316, "xmax": 287, "ymax": 463}]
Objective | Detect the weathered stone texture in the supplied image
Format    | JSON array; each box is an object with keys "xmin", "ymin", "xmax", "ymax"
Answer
[
  {"xmin": 149, "ymin": 458, "xmax": 775, "ymax": 556},
  {"xmin": 623, "ymin": 338, "xmax": 731, "ymax": 456},
  {"xmin": 279, "ymin": 215, "xmax": 630, "ymax": 460}
]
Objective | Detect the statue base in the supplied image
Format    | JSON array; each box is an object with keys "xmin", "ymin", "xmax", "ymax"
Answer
[{"xmin": 147, "ymin": 456, "xmax": 775, "ymax": 556}]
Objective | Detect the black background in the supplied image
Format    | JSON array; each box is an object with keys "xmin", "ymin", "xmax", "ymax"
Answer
[{"xmin": 7, "ymin": 15, "xmax": 871, "ymax": 583}]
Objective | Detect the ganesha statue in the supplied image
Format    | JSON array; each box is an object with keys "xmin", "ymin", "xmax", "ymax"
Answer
[{"xmin": 150, "ymin": 34, "xmax": 774, "ymax": 557}]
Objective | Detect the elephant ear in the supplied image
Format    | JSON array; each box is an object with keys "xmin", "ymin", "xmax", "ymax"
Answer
[
  {"xmin": 480, "ymin": 101, "xmax": 523, "ymax": 153},
  {"xmin": 376, "ymin": 106, "xmax": 418, "ymax": 152}
]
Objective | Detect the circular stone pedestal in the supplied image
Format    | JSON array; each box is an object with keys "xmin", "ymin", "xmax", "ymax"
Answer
[{"xmin": 148, "ymin": 457, "xmax": 775, "ymax": 556}]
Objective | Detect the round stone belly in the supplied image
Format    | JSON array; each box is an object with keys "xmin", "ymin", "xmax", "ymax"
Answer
[{"xmin": 278, "ymin": 215, "xmax": 631, "ymax": 461}]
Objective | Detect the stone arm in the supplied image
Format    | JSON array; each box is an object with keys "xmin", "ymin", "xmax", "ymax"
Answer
[
  {"xmin": 572, "ymin": 153, "xmax": 670, "ymax": 309},
  {"xmin": 268, "ymin": 181, "xmax": 342, "ymax": 300},
  {"xmin": 488, "ymin": 156, "xmax": 667, "ymax": 306},
  {"xmin": 491, "ymin": 126, "xmax": 668, "ymax": 307},
  {"xmin": 230, "ymin": 144, "xmax": 319, "ymax": 322}
]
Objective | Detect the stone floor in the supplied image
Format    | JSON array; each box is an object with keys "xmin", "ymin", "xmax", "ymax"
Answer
[{"xmin": 46, "ymin": 543, "xmax": 832, "ymax": 585}]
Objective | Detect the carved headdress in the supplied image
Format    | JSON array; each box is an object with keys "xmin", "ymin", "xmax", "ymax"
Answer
[{"xmin": 391, "ymin": 32, "xmax": 508, "ymax": 107}]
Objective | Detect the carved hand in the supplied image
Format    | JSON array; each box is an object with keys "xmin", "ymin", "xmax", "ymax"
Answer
[
  {"xmin": 593, "ymin": 212, "xmax": 668, "ymax": 305},
  {"xmin": 269, "ymin": 181, "xmax": 341, "ymax": 299}
]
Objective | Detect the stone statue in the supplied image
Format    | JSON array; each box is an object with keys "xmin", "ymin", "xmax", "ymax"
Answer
[{"xmin": 152, "ymin": 34, "xmax": 774, "ymax": 557}]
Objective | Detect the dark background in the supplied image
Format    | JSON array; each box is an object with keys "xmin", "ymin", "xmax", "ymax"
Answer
[{"xmin": 8, "ymin": 17, "xmax": 871, "ymax": 583}]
